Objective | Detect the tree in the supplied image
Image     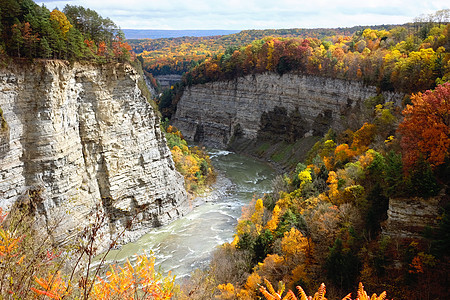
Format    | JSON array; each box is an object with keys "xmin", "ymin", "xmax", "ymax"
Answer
[
  {"xmin": 22, "ymin": 21, "xmax": 39, "ymax": 57},
  {"xmin": 63, "ymin": 5, "xmax": 119, "ymax": 44},
  {"xmin": 10, "ymin": 23, "xmax": 23, "ymax": 57},
  {"xmin": 38, "ymin": 37, "xmax": 52, "ymax": 58},
  {"xmin": 398, "ymin": 82, "xmax": 450, "ymax": 171},
  {"xmin": 112, "ymin": 36, "xmax": 132, "ymax": 62},
  {"xmin": 49, "ymin": 9, "xmax": 72, "ymax": 37}
]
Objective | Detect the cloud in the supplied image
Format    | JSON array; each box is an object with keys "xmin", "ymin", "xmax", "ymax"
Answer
[{"xmin": 37, "ymin": 0, "xmax": 449, "ymax": 29}]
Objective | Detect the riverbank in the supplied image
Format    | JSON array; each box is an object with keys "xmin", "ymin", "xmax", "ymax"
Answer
[
  {"xmin": 93, "ymin": 149, "xmax": 275, "ymax": 279},
  {"xmin": 227, "ymin": 135, "xmax": 320, "ymax": 173}
]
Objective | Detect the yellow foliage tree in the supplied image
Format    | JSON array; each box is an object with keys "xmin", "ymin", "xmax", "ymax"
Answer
[
  {"xmin": 50, "ymin": 9, "xmax": 72, "ymax": 37},
  {"xmin": 334, "ymin": 144, "xmax": 356, "ymax": 165},
  {"xmin": 237, "ymin": 272, "xmax": 262, "ymax": 299},
  {"xmin": 251, "ymin": 198, "xmax": 265, "ymax": 234},
  {"xmin": 298, "ymin": 168, "xmax": 312, "ymax": 185},
  {"xmin": 351, "ymin": 123, "xmax": 376, "ymax": 155},
  {"xmin": 216, "ymin": 283, "xmax": 237, "ymax": 299},
  {"xmin": 327, "ymin": 171, "xmax": 341, "ymax": 204},
  {"xmin": 281, "ymin": 228, "xmax": 308, "ymax": 258},
  {"xmin": 266, "ymin": 204, "xmax": 282, "ymax": 233}
]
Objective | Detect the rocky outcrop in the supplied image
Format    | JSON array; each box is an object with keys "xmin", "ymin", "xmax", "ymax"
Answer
[
  {"xmin": 382, "ymin": 196, "xmax": 442, "ymax": 239},
  {"xmin": 155, "ymin": 74, "xmax": 182, "ymax": 89},
  {"xmin": 0, "ymin": 60, "xmax": 188, "ymax": 249},
  {"xmin": 172, "ymin": 73, "xmax": 402, "ymax": 148}
]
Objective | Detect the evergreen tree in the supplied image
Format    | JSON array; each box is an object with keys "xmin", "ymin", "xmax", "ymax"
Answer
[
  {"xmin": 39, "ymin": 36, "xmax": 51, "ymax": 58},
  {"xmin": 10, "ymin": 22, "xmax": 23, "ymax": 57}
]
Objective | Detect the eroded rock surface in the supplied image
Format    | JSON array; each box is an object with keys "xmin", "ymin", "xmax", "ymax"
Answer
[
  {"xmin": 0, "ymin": 60, "xmax": 188, "ymax": 249},
  {"xmin": 173, "ymin": 73, "xmax": 401, "ymax": 148},
  {"xmin": 383, "ymin": 196, "xmax": 442, "ymax": 239}
]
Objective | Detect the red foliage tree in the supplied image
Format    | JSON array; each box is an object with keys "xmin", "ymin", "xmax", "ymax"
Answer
[{"xmin": 398, "ymin": 82, "xmax": 450, "ymax": 171}]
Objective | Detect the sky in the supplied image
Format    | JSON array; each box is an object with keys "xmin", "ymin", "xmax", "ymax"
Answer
[{"xmin": 37, "ymin": 0, "xmax": 449, "ymax": 30}]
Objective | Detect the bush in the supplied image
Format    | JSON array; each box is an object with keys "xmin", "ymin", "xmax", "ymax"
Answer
[{"xmin": 325, "ymin": 238, "xmax": 360, "ymax": 291}]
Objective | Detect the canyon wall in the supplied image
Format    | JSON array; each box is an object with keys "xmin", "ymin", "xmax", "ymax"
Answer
[
  {"xmin": 0, "ymin": 60, "xmax": 188, "ymax": 249},
  {"xmin": 173, "ymin": 72, "xmax": 443, "ymax": 241},
  {"xmin": 172, "ymin": 73, "xmax": 402, "ymax": 148}
]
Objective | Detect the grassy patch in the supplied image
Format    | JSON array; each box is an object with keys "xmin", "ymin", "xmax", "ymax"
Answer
[
  {"xmin": 270, "ymin": 142, "xmax": 292, "ymax": 162},
  {"xmin": 256, "ymin": 142, "xmax": 271, "ymax": 156}
]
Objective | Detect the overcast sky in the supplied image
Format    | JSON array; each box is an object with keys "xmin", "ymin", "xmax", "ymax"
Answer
[{"xmin": 37, "ymin": 0, "xmax": 449, "ymax": 30}]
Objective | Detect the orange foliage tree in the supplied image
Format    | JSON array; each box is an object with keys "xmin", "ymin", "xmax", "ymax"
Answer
[
  {"xmin": 398, "ymin": 82, "xmax": 450, "ymax": 170},
  {"xmin": 260, "ymin": 281, "xmax": 388, "ymax": 300},
  {"xmin": 351, "ymin": 123, "xmax": 376, "ymax": 155},
  {"xmin": 92, "ymin": 254, "xmax": 175, "ymax": 299}
]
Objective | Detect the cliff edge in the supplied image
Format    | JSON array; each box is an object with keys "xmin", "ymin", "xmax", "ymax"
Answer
[{"xmin": 0, "ymin": 60, "xmax": 188, "ymax": 249}]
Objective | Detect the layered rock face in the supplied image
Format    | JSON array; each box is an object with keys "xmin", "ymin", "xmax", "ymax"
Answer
[
  {"xmin": 382, "ymin": 196, "xmax": 441, "ymax": 239},
  {"xmin": 0, "ymin": 60, "xmax": 188, "ymax": 248},
  {"xmin": 173, "ymin": 73, "xmax": 401, "ymax": 148}
]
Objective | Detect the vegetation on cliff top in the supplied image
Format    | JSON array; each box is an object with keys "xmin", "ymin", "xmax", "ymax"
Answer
[
  {"xmin": 0, "ymin": 0, "xmax": 132, "ymax": 63},
  {"xmin": 182, "ymin": 17, "xmax": 450, "ymax": 94},
  {"xmin": 154, "ymin": 11, "xmax": 450, "ymax": 119},
  {"xmin": 130, "ymin": 25, "xmax": 398, "ymax": 76}
]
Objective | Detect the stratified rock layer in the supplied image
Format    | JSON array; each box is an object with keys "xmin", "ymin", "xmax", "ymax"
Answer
[
  {"xmin": 383, "ymin": 196, "xmax": 441, "ymax": 239},
  {"xmin": 173, "ymin": 73, "xmax": 401, "ymax": 148},
  {"xmin": 0, "ymin": 60, "xmax": 188, "ymax": 248}
]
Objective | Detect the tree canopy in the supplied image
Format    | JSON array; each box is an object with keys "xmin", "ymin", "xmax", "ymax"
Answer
[{"xmin": 0, "ymin": 0, "xmax": 132, "ymax": 62}]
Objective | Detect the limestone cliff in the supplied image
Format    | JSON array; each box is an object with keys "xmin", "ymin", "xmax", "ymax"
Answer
[
  {"xmin": 172, "ymin": 73, "xmax": 402, "ymax": 148},
  {"xmin": 382, "ymin": 196, "xmax": 442, "ymax": 239},
  {"xmin": 0, "ymin": 60, "xmax": 188, "ymax": 249}
]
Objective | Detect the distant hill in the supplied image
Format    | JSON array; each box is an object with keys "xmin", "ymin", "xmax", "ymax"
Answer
[
  {"xmin": 122, "ymin": 29, "xmax": 241, "ymax": 39},
  {"xmin": 129, "ymin": 25, "xmax": 400, "ymax": 76}
]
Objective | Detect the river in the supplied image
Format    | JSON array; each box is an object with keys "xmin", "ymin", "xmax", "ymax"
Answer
[{"xmin": 96, "ymin": 149, "xmax": 275, "ymax": 279}]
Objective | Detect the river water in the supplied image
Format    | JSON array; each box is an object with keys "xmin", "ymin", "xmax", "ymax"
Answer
[{"xmin": 97, "ymin": 149, "xmax": 275, "ymax": 279}]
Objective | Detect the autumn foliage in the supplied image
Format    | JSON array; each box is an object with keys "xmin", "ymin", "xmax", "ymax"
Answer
[
  {"xmin": 398, "ymin": 82, "xmax": 450, "ymax": 171},
  {"xmin": 198, "ymin": 106, "xmax": 448, "ymax": 299},
  {"xmin": 91, "ymin": 255, "xmax": 175, "ymax": 299},
  {"xmin": 164, "ymin": 125, "xmax": 214, "ymax": 193},
  {"xmin": 178, "ymin": 23, "xmax": 450, "ymax": 95},
  {"xmin": 0, "ymin": 204, "xmax": 177, "ymax": 299},
  {"xmin": 130, "ymin": 27, "xmax": 374, "ymax": 76},
  {"xmin": 0, "ymin": 1, "xmax": 133, "ymax": 62},
  {"xmin": 260, "ymin": 281, "xmax": 387, "ymax": 300}
]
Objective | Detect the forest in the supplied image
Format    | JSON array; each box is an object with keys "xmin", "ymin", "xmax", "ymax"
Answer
[
  {"xmin": 177, "ymin": 83, "xmax": 449, "ymax": 299},
  {"xmin": 183, "ymin": 23, "xmax": 450, "ymax": 93},
  {"xmin": 0, "ymin": 0, "xmax": 133, "ymax": 62},
  {"xmin": 130, "ymin": 25, "xmax": 397, "ymax": 76}
]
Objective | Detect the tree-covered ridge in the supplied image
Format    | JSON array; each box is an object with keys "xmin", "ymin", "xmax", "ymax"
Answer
[
  {"xmin": 156, "ymin": 18, "xmax": 450, "ymax": 119},
  {"xmin": 0, "ymin": 0, "xmax": 132, "ymax": 62},
  {"xmin": 184, "ymin": 21, "xmax": 450, "ymax": 94},
  {"xmin": 130, "ymin": 25, "xmax": 398, "ymax": 76}
]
